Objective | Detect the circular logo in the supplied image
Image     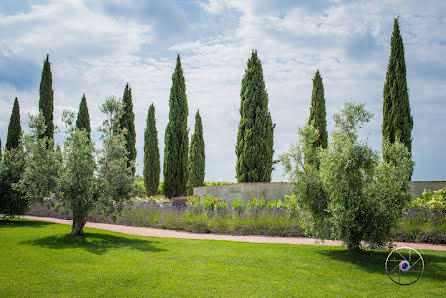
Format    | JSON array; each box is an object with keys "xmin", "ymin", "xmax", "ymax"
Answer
[{"xmin": 385, "ymin": 247, "xmax": 424, "ymax": 285}]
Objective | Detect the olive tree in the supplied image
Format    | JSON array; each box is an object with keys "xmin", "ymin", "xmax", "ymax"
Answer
[
  {"xmin": 18, "ymin": 97, "xmax": 133, "ymax": 236},
  {"xmin": 281, "ymin": 101, "xmax": 413, "ymax": 252},
  {"xmin": 15, "ymin": 113, "xmax": 60, "ymax": 204}
]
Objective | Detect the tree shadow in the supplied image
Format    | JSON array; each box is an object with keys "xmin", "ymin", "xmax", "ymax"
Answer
[
  {"xmin": 0, "ymin": 218, "xmax": 54, "ymax": 228},
  {"xmin": 318, "ymin": 248, "xmax": 446, "ymax": 282},
  {"xmin": 22, "ymin": 232, "xmax": 167, "ymax": 255}
]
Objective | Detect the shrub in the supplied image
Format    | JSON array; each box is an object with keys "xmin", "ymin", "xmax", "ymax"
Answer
[
  {"xmin": 204, "ymin": 181, "xmax": 234, "ymax": 186},
  {"xmin": 214, "ymin": 199, "xmax": 229, "ymax": 212},
  {"xmin": 283, "ymin": 195, "xmax": 300, "ymax": 219},
  {"xmin": 281, "ymin": 101, "xmax": 413, "ymax": 252},
  {"xmin": 186, "ymin": 195, "xmax": 202, "ymax": 213},
  {"xmin": 157, "ymin": 181, "xmax": 164, "ymax": 195},
  {"xmin": 266, "ymin": 198, "xmax": 285, "ymax": 210},
  {"xmin": 232, "ymin": 199, "xmax": 244, "ymax": 216},
  {"xmin": 246, "ymin": 195, "xmax": 265, "ymax": 216},
  {"xmin": 409, "ymin": 188, "xmax": 446, "ymax": 212},
  {"xmin": 132, "ymin": 179, "xmax": 146, "ymax": 198}
]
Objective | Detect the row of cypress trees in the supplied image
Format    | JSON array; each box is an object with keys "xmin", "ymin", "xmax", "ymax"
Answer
[{"xmin": 1, "ymin": 17, "xmax": 412, "ymax": 208}]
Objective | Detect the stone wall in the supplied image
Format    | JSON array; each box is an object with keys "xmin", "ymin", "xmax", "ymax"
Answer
[
  {"xmin": 193, "ymin": 181, "xmax": 446, "ymax": 204},
  {"xmin": 410, "ymin": 181, "xmax": 446, "ymax": 198},
  {"xmin": 193, "ymin": 182, "xmax": 292, "ymax": 204}
]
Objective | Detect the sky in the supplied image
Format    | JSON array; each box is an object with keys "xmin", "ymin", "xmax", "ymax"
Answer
[{"xmin": 0, "ymin": 0, "xmax": 445, "ymax": 182}]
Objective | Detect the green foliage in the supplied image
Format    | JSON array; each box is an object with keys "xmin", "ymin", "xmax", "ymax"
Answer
[
  {"xmin": 236, "ymin": 50, "xmax": 275, "ymax": 182},
  {"xmin": 280, "ymin": 124, "xmax": 328, "ymax": 228},
  {"xmin": 57, "ymin": 110, "xmax": 95, "ymax": 235},
  {"xmin": 186, "ymin": 195, "xmax": 228, "ymax": 213},
  {"xmin": 383, "ymin": 18, "xmax": 413, "ymax": 167},
  {"xmin": 186, "ymin": 195, "xmax": 202, "ymax": 210},
  {"xmin": 246, "ymin": 195, "xmax": 265, "ymax": 216},
  {"xmin": 16, "ymin": 113, "xmax": 60, "ymax": 203},
  {"xmin": 119, "ymin": 83, "xmax": 137, "ymax": 175},
  {"xmin": 0, "ymin": 148, "xmax": 26, "ymax": 217},
  {"xmin": 75, "ymin": 94, "xmax": 91, "ymax": 140},
  {"xmin": 283, "ymin": 195, "xmax": 300, "ymax": 218},
  {"xmin": 188, "ymin": 110, "xmax": 205, "ymax": 192},
  {"xmin": 214, "ymin": 199, "xmax": 229, "ymax": 212},
  {"xmin": 157, "ymin": 181, "xmax": 164, "ymax": 195},
  {"xmin": 144, "ymin": 103, "xmax": 160, "ymax": 196},
  {"xmin": 282, "ymin": 101, "xmax": 413, "ymax": 252},
  {"xmin": 163, "ymin": 55, "xmax": 189, "ymax": 197},
  {"xmin": 18, "ymin": 97, "xmax": 133, "ymax": 235},
  {"xmin": 266, "ymin": 198, "xmax": 286, "ymax": 212},
  {"xmin": 38, "ymin": 54, "xmax": 54, "ymax": 142},
  {"xmin": 231, "ymin": 198, "xmax": 244, "ymax": 215},
  {"xmin": 96, "ymin": 97, "xmax": 134, "ymax": 208},
  {"xmin": 308, "ymin": 70, "xmax": 327, "ymax": 149},
  {"xmin": 409, "ymin": 188, "xmax": 446, "ymax": 212},
  {"xmin": 6, "ymin": 98, "xmax": 22, "ymax": 151},
  {"xmin": 393, "ymin": 209, "xmax": 446, "ymax": 244},
  {"xmin": 132, "ymin": 179, "xmax": 146, "ymax": 199},
  {"xmin": 204, "ymin": 181, "xmax": 233, "ymax": 186},
  {"xmin": 0, "ymin": 139, "xmax": 2, "ymax": 161}
]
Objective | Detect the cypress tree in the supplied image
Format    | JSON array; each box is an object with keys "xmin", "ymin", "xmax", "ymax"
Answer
[
  {"xmin": 119, "ymin": 83, "xmax": 137, "ymax": 175},
  {"xmin": 76, "ymin": 94, "xmax": 91, "ymax": 140},
  {"xmin": 39, "ymin": 54, "xmax": 54, "ymax": 142},
  {"xmin": 383, "ymin": 18, "xmax": 413, "ymax": 160},
  {"xmin": 308, "ymin": 70, "xmax": 328, "ymax": 149},
  {"xmin": 236, "ymin": 50, "xmax": 275, "ymax": 182},
  {"xmin": 0, "ymin": 98, "xmax": 25, "ymax": 216},
  {"xmin": 6, "ymin": 98, "xmax": 22, "ymax": 151},
  {"xmin": 0, "ymin": 139, "xmax": 2, "ymax": 161},
  {"xmin": 188, "ymin": 110, "xmax": 205, "ymax": 191},
  {"xmin": 164, "ymin": 54, "xmax": 189, "ymax": 197},
  {"xmin": 144, "ymin": 103, "xmax": 160, "ymax": 196}
]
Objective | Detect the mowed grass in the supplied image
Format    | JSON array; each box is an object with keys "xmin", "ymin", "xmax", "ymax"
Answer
[{"xmin": 1, "ymin": 219, "xmax": 445, "ymax": 297}]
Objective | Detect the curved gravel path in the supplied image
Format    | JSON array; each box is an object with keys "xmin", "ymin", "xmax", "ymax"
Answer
[{"xmin": 22, "ymin": 215, "xmax": 446, "ymax": 251}]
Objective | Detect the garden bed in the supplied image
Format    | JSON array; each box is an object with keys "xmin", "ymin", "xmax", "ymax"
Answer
[{"xmin": 26, "ymin": 197, "xmax": 446, "ymax": 244}]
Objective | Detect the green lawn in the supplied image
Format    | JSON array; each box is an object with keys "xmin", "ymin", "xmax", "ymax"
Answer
[{"xmin": 1, "ymin": 219, "xmax": 445, "ymax": 297}]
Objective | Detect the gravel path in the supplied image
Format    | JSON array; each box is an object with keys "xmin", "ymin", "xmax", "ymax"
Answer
[{"xmin": 21, "ymin": 215, "xmax": 446, "ymax": 251}]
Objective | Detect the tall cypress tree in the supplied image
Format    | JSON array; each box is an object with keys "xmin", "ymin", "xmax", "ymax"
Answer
[
  {"xmin": 144, "ymin": 103, "xmax": 160, "ymax": 196},
  {"xmin": 236, "ymin": 50, "xmax": 275, "ymax": 182},
  {"xmin": 308, "ymin": 70, "xmax": 328, "ymax": 149},
  {"xmin": 119, "ymin": 83, "xmax": 136, "ymax": 175},
  {"xmin": 76, "ymin": 94, "xmax": 91, "ymax": 140},
  {"xmin": 383, "ymin": 18, "xmax": 413, "ymax": 160},
  {"xmin": 188, "ymin": 110, "xmax": 205, "ymax": 191},
  {"xmin": 0, "ymin": 139, "xmax": 2, "ymax": 161},
  {"xmin": 0, "ymin": 98, "xmax": 25, "ymax": 216},
  {"xmin": 164, "ymin": 54, "xmax": 189, "ymax": 198},
  {"xmin": 6, "ymin": 98, "xmax": 22, "ymax": 151},
  {"xmin": 39, "ymin": 54, "xmax": 54, "ymax": 141}
]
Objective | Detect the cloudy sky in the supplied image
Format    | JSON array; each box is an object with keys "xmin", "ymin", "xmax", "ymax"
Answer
[{"xmin": 0, "ymin": 0, "xmax": 445, "ymax": 182}]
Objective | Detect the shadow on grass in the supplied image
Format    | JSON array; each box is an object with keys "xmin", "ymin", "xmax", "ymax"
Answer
[
  {"xmin": 23, "ymin": 232, "xmax": 167, "ymax": 255},
  {"xmin": 318, "ymin": 248, "xmax": 446, "ymax": 282},
  {"xmin": 0, "ymin": 218, "xmax": 54, "ymax": 228}
]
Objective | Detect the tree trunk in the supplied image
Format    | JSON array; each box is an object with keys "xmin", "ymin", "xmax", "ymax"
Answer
[
  {"xmin": 71, "ymin": 210, "xmax": 87, "ymax": 236},
  {"xmin": 347, "ymin": 233, "xmax": 361, "ymax": 253}
]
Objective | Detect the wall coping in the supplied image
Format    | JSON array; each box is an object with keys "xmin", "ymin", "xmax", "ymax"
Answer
[
  {"xmin": 195, "ymin": 182, "xmax": 291, "ymax": 189},
  {"xmin": 411, "ymin": 181, "xmax": 446, "ymax": 183}
]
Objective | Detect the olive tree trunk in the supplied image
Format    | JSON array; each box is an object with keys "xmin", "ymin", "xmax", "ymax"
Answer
[
  {"xmin": 71, "ymin": 209, "xmax": 87, "ymax": 236},
  {"xmin": 347, "ymin": 232, "xmax": 361, "ymax": 253}
]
